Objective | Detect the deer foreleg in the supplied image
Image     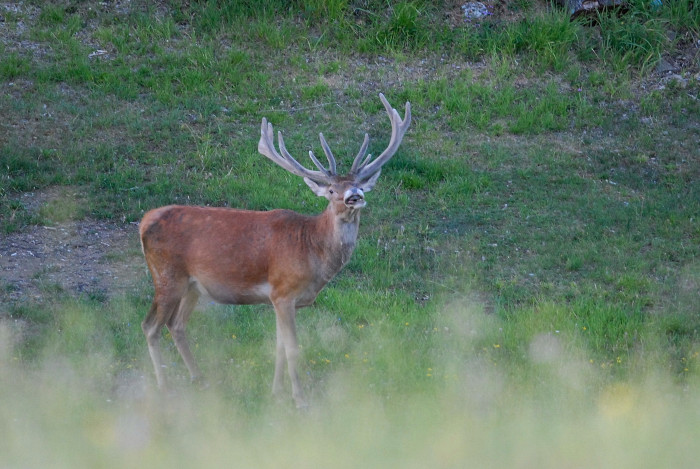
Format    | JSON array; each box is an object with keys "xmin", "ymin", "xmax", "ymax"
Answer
[{"xmin": 272, "ymin": 299, "xmax": 307, "ymax": 408}]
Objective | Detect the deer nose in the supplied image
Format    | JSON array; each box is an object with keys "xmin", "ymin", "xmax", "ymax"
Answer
[{"xmin": 344, "ymin": 187, "xmax": 366, "ymax": 208}]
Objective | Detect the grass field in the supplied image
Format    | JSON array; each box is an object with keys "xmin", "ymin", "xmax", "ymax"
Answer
[{"xmin": 1, "ymin": 0, "xmax": 699, "ymax": 467}]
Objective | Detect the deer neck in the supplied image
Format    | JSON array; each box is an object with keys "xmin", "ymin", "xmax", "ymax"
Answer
[{"xmin": 316, "ymin": 205, "xmax": 361, "ymax": 277}]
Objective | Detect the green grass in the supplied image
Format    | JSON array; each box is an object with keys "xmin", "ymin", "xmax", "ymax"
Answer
[{"xmin": 1, "ymin": 1, "xmax": 699, "ymax": 467}]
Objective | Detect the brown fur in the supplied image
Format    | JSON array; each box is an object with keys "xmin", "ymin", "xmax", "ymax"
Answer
[{"xmin": 140, "ymin": 183, "xmax": 364, "ymax": 407}]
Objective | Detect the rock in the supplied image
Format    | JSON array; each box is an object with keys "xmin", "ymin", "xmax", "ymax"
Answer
[
  {"xmin": 461, "ymin": 2, "xmax": 490, "ymax": 20},
  {"xmin": 660, "ymin": 74, "xmax": 688, "ymax": 89},
  {"xmin": 554, "ymin": 0, "xmax": 628, "ymax": 19},
  {"xmin": 655, "ymin": 58, "xmax": 679, "ymax": 74}
]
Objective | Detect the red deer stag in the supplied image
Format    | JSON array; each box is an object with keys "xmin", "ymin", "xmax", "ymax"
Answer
[{"xmin": 139, "ymin": 93, "xmax": 411, "ymax": 407}]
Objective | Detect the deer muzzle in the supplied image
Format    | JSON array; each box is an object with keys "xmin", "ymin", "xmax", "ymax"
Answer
[{"xmin": 344, "ymin": 187, "xmax": 366, "ymax": 208}]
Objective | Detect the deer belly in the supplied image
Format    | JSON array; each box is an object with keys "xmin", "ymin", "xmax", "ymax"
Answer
[{"xmin": 192, "ymin": 277, "xmax": 272, "ymax": 305}]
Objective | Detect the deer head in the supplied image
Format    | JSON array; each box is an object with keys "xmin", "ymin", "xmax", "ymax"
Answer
[{"xmin": 257, "ymin": 93, "xmax": 411, "ymax": 219}]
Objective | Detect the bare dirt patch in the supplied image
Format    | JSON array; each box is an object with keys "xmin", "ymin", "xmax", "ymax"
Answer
[{"xmin": 0, "ymin": 190, "xmax": 144, "ymax": 313}]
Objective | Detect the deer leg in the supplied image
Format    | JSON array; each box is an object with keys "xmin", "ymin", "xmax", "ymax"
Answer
[
  {"xmin": 167, "ymin": 283, "xmax": 204, "ymax": 385},
  {"xmin": 272, "ymin": 298, "xmax": 307, "ymax": 408},
  {"xmin": 272, "ymin": 319, "xmax": 287, "ymax": 398},
  {"xmin": 142, "ymin": 299, "xmax": 177, "ymax": 389}
]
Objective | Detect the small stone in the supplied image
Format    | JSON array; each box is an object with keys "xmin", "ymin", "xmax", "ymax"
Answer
[
  {"xmin": 655, "ymin": 58, "xmax": 679, "ymax": 74},
  {"xmin": 661, "ymin": 74, "xmax": 688, "ymax": 89},
  {"xmin": 461, "ymin": 2, "xmax": 489, "ymax": 20}
]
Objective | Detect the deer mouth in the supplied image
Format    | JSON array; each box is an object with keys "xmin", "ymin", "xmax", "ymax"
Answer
[
  {"xmin": 344, "ymin": 193, "xmax": 366, "ymax": 208},
  {"xmin": 343, "ymin": 187, "xmax": 366, "ymax": 208}
]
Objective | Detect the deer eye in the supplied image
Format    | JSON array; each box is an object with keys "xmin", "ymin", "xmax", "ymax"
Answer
[{"xmin": 329, "ymin": 189, "xmax": 334, "ymax": 194}]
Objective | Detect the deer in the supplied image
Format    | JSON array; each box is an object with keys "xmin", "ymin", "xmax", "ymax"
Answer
[{"xmin": 139, "ymin": 93, "xmax": 411, "ymax": 408}]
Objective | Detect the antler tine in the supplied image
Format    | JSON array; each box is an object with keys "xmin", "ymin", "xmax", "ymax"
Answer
[
  {"xmin": 350, "ymin": 133, "xmax": 370, "ymax": 174},
  {"xmin": 279, "ymin": 131, "xmax": 333, "ymax": 182},
  {"xmin": 276, "ymin": 132, "xmax": 307, "ymax": 171},
  {"xmin": 258, "ymin": 118, "xmax": 333, "ymax": 184},
  {"xmin": 355, "ymin": 93, "xmax": 411, "ymax": 182},
  {"xmin": 308, "ymin": 150, "xmax": 331, "ymax": 177},
  {"xmin": 317, "ymin": 133, "xmax": 337, "ymax": 175}
]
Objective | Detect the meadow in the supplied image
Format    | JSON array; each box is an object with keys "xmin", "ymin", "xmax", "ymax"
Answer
[{"xmin": 1, "ymin": 0, "xmax": 699, "ymax": 467}]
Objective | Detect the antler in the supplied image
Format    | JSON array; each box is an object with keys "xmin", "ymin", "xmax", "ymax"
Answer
[
  {"xmin": 258, "ymin": 118, "xmax": 336, "ymax": 184},
  {"xmin": 258, "ymin": 93, "xmax": 410, "ymax": 185},
  {"xmin": 352, "ymin": 93, "xmax": 411, "ymax": 182}
]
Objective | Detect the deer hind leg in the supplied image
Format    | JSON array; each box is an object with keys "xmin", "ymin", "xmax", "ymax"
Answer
[
  {"xmin": 166, "ymin": 282, "xmax": 204, "ymax": 385},
  {"xmin": 272, "ymin": 319, "xmax": 287, "ymax": 398},
  {"xmin": 142, "ymin": 297, "xmax": 179, "ymax": 389},
  {"xmin": 272, "ymin": 298, "xmax": 307, "ymax": 408}
]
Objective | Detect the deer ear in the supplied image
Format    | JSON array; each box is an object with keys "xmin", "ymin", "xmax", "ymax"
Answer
[
  {"xmin": 304, "ymin": 177, "xmax": 330, "ymax": 197},
  {"xmin": 359, "ymin": 169, "xmax": 381, "ymax": 192}
]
